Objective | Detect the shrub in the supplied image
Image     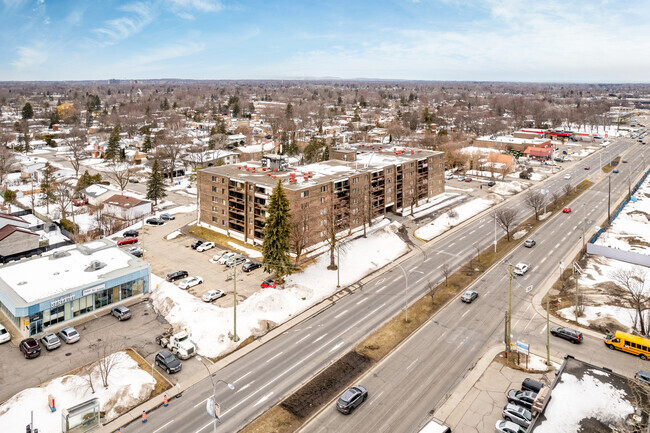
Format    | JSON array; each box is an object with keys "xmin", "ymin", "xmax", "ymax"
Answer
[{"xmin": 60, "ymin": 218, "xmax": 79, "ymax": 234}]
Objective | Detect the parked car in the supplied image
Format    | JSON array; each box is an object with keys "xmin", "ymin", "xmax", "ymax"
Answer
[
  {"xmin": 128, "ymin": 177, "xmax": 139, "ymax": 183},
  {"xmin": 160, "ymin": 213, "xmax": 175, "ymax": 220},
  {"xmin": 502, "ymin": 403, "xmax": 532, "ymax": 428},
  {"xmin": 178, "ymin": 276, "xmax": 203, "ymax": 289},
  {"xmin": 613, "ymin": 169, "xmax": 619, "ymax": 173},
  {"xmin": 487, "ymin": 181, "xmax": 496, "ymax": 187},
  {"xmin": 564, "ymin": 173, "xmax": 571, "ymax": 180},
  {"xmin": 166, "ymin": 270, "xmax": 188, "ymax": 282},
  {"xmin": 336, "ymin": 385, "xmax": 368, "ymax": 414},
  {"xmin": 495, "ymin": 420, "xmax": 526, "ymax": 433},
  {"xmin": 58, "ymin": 326, "xmax": 80, "ymax": 344},
  {"xmin": 464, "ymin": 177, "xmax": 472, "ymax": 182},
  {"xmin": 521, "ymin": 378, "xmax": 545, "ymax": 393},
  {"xmin": 225, "ymin": 256, "xmax": 247, "ymax": 267},
  {"xmin": 242, "ymin": 261, "xmax": 262, "ymax": 272},
  {"xmin": 507, "ymin": 389, "xmax": 537, "ymax": 409},
  {"xmin": 117, "ymin": 236, "xmax": 138, "ymax": 246},
  {"xmin": 457, "ymin": 175, "xmax": 465, "ymax": 181},
  {"xmin": 622, "ymin": 160, "xmax": 628, "ymax": 163},
  {"xmin": 40, "ymin": 333, "xmax": 61, "ymax": 351},
  {"xmin": 460, "ymin": 290, "xmax": 478, "ymax": 303},
  {"xmin": 127, "ymin": 246, "xmax": 143, "ymax": 257},
  {"xmin": 146, "ymin": 218, "xmax": 165, "ymax": 226},
  {"xmin": 217, "ymin": 252, "xmax": 238, "ymax": 264},
  {"xmin": 261, "ymin": 279, "xmax": 276, "ymax": 289},
  {"xmin": 202, "ymin": 289, "xmax": 226, "ymax": 302},
  {"xmin": 551, "ymin": 326, "xmax": 583, "ymax": 344},
  {"xmin": 155, "ymin": 349, "xmax": 182, "ymax": 374},
  {"xmin": 635, "ymin": 370, "xmax": 650, "ymax": 385},
  {"xmin": 584, "ymin": 166, "xmax": 590, "ymax": 170},
  {"xmin": 524, "ymin": 239, "xmax": 536, "ymax": 248},
  {"xmin": 111, "ymin": 305, "xmax": 132, "ymax": 321},
  {"xmin": 562, "ymin": 207, "xmax": 571, "ymax": 213},
  {"xmin": 19, "ymin": 338, "xmax": 41, "ymax": 359},
  {"xmin": 72, "ymin": 197, "xmax": 88, "ymax": 206},
  {"xmin": 191, "ymin": 240, "xmax": 204, "ymax": 250},
  {"xmin": 196, "ymin": 242, "xmax": 216, "ymax": 252},
  {"xmin": 513, "ymin": 263, "xmax": 529, "ymax": 276},
  {"xmin": 123, "ymin": 229, "xmax": 139, "ymax": 237},
  {"xmin": 0, "ymin": 324, "xmax": 10, "ymax": 344},
  {"xmin": 445, "ymin": 173, "xmax": 453, "ymax": 180}
]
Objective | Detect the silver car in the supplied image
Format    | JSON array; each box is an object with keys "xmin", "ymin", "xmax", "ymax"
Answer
[
  {"xmin": 41, "ymin": 333, "xmax": 61, "ymax": 351},
  {"xmin": 111, "ymin": 305, "xmax": 132, "ymax": 321},
  {"xmin": 58, "ymin": 326, "xmax": 80, "ymax": 344}
]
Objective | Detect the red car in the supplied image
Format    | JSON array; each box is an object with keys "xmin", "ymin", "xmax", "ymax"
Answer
[
  {"xmin": 117, "ymin": 236, "xmax": 138, "ymax": 246},
  {"xmin": 563, "ymin": 208, "xmax": 571, "ymax": 213},
  {"xmin": 584, "ymin": 166, "xmax": 590, "ymax": 170},
  {"xmin": 260, "ymin": 279, "xmax": 276, "ymax": 288},
  {"xmin": 464, "ymin": 177, "xmax": 472, "ymax": 182}
]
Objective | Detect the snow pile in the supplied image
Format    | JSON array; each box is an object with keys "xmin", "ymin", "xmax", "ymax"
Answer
[
  {"xmin": 558, "ymin": 305, "xmax": 637, "ymax": 331},
  {"xmin": 227, "ymin": 241, "xmax": 263, "ymax": 258},
  {"xmin": 151, "ymin": 224, "xmax": 408, "ymax": 358},
  {"xmin": 491, "ymin": 180, "xmax": 527, "ymax": 196},
  {"xmin": 513, "ymin": 230, "xmax": 528, "ymax": 240},
  {"xmin": 534, "ymin": 370, "xmax": 634, "ymax": 433},
  {"xmin": 166, "ymin": 230, "xmax": 183, "ymax": 240},
  {"xmin": 0, "ymin": 352, "xmax": 155, "ymax": 432},
  {"xmin": 525, "ymin": 353, "xmax": 559, "ymax": 372},
  {"xmin": 165, "ymin": 204, "xmax": 197, "ymax": 214},
  {"xmin": 415, "ymin": 198, "xmax": 493, "ymax": 241}
]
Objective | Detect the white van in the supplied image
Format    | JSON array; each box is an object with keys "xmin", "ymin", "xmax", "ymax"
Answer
[{"xmin": 418, "ymin": 419, "xmax": 451, "ymax": 433}]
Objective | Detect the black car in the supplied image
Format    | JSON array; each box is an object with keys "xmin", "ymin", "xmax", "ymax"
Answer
[
  {"xmin": 336, "ymin": 385, "xmax": 368, "ymax": 414},
  {"xmin": 521, "ymin": 378, "xmax": 544, "ymax": 393},
  {"xmin": 551, "ymin": 326, "xmax": 583, "ymax": 344},
  {"xmin": 166, "ymin": 270, "xmax": 189, "ymax": 281},
  {"xmin": 242, "ymin": 261, "xmax": 262, "ymax": 272},
  {"xmin": 191, "ymin": 240, "xmax": 204, "ymax": 250},
  {"xmin": 155, "ymin": 349, "xmax": 182, "ymax": 374},
  {"xmin": 507, "ymin": 390, "xmax": 537, "ymax": 409},
  {"xmin": 123, "ymin": 229, "xmax": 139, "ymax": 237},
  {"xmin": 146, "ymin": 218, "xmax": 164, "ymax": 226},
  {"xmin": 20, "ymin": 338, "xmax": 41, "ymax": 359},
  {"xmin": 160, "ymin": 213, "xmax": 175, "ymax": 220},
  {"xmin": 487, "ymin": 181, "xmax": 496, "ymax": 187}
]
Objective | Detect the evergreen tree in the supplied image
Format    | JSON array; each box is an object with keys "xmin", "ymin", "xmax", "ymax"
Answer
[
  {"xmin": 262, "ymin": 180, "xmax": 292, "ymax": 279},
  {"xmin": 40, "ymin": 162, "xmax": 57, "ymax": 214},
  {"xmin": 22, "ymin": 102, "xmax": 34, "ymax": 119},
  {"xmin": 142, "ymin": 135, "xmax": 152, "ymax": 152},
  {"xmin": 105, "ymin": 124, "xmax": 121, "ymax": 160},
  {"xmin": 76, "ymin": 170, "xmax": 104, "ymax": 192},
  {"xmin": 146, "ymin": 159, "xmax": 167, "ymax": 205},
  {"xmin": 160, "ymin": 98, "xmax": 170, "ymax": 111}
]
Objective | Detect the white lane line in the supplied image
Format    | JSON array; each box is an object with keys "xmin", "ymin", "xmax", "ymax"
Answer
[
  {"xmin": 195, "ymin": 421, "xmax": 212, "ymax": 433},
  {"xmin": 369, "ymin": 391, "xmax": 384, "ymax": 405},
  {"xmin": 406, "ymin": 358, "xmax": 419, "ymax": 371},
  {"xmin": 355, "ymin": 303, "xmax": 387, "ymax": 326},
  {"xmin": 194, "ymin": 397, "xmax": 209, "ymax": 408},
  {"xmin": 392, "ymin": 276, "xmax": 401, "ymax": 283},
  {"xmin": 376, "ymin": 286, "xmax": 387, "ymax": 293},
  {"xmin": 550, "ymin": 230, "xmax": 556, "ymax": 234},
  {"xmin": 448, "ymin": 242, "xmax": 456, "ymax": 248},
  {"xmin": 523, "ymin": 315, "xmax": 536, "ymax": 332},
  {"xmin": 458, "ymin": 235, "xmax": 466, "ymax": 241},
  {"xmin": 539, "ymin": 326, "xmax": 546, "ymax": 334},
  {"xmin": 295, "ymin": 333, "xmax": 312, "ymax": 345},
  {"xmin": 356, "ymin": 297, "xmax": 368, "ymax": 305},
  {"xmin": 468, "ymin": 229, "xmax": 476, "ymax": 235},
  {"xmin": 254, "ymin": 391, "xmax": 274, "ymax": 407},
  {"xmin": 555, "ymin": 242, "xmax": 561, "ymax": 249},
  {"xmin": 540, "ymin": 257, "xmax": 547, "ymax": 264},
  {"xmin": 237, "ymin": 381, "xmax": 254, "ymax": 393},
  {"xmin": 266, "ymin": 351, "xmax": 284, "ymax": 364},
  {"xmin": 234, "ymin": 370, "xmax": 253, "ymax": 383},
  {"xmin": 153, "ymin": 421, "xmax": 174, "ymax": 433},
  {"xmin": 329, "ymin": 342, "xmax": 344, "ymax": 353},
  {"xmin": 562, "ymin": 235, "xmax": 568, "ymax": 242},
  {"xmin": 334, "ymin": 309, "xmax": 348, "ymax": 319},
  {"xmin": 312, "ymin": 334, "xmax": 327, "ymax": 344},
  {"xmin": 461, "ymin": 309, "xmax": 471, "ymax": 318}
]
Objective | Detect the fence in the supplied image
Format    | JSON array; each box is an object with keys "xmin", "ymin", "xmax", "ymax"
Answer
[{"xmin": 586, "ymin": 243, "xmax": 650, "ymax": 267}]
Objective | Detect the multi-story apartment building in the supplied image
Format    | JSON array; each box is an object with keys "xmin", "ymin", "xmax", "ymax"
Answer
[{"xmin": 197, "ymin": 144, "xmax": 444, "ymax": 251}]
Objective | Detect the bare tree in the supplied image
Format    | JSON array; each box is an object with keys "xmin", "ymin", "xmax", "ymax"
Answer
[
  {"xmin": 68, "ymin": 128, "xmax": 88, "ymax": 177},
  {"xmin": 0, "ymin": 145, "xmax": 16, "ymax": 187},
  {"xmin": 97, "ymin": 345, "xmax": 120, "ymax": 389},
  {"xmin": 495, "ymin": 208, "xmax": 519, "ymax": 241},
  {"xmin": 612, "ymin": 266, "xmax": 650, "ymax": 335},
  {"xmin": 524, "ymin": 190, "xmax": 546, "ymax": 220},
  {"xmin": 53, "ymin": 182, "xmax": 73, "ymax": 221},
  {"xmin": 80, "ymin": 363, "xmax": 96, "ymax": 394},
  {"xmin": 427, "ymin": 279, "xmax": 437, "ymax": 303},
  {"xmin": 289, "ymin": 204, "xmax": 311, "ymax": 265},
  {"xmin": 447, "ymin": 208, "xmax": 459, "ymax": 219},
  {"xmin": 105, "ymin": 162, "xmax": 131, "ymax": 192},
  {"xmin": 563, "ymin": 183, "xmax": 573, "ymax": 196},
  {"xmin": 551, "ymin": 190, "xmax": 561, "ymax": 205},
  {"xmin": 324, "ymin": 193, "xmax": 343, "ymax": 270},
  {"xmin": 441, "ymin": 263, "xmax": 451, "ymax": 287},
  {"xmin": 159, "ymin": 139, "xmax": 184, "ymax": 184}
]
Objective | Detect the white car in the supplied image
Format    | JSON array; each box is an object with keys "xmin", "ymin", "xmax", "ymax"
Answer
[
  {"xmin": 217, "ymin": 252, "xmax": 237, "ymax": 264},
  {"xmin": 564, "ymin": 173, "xmax": 571, "ymax": 180},
  {"xmin": 514, "ymin": 263, "xmax": 529, "ymax": 276},
  {"xmin": 0, "ymin": 324, "xmax": 10, "ymax": 344},
  {"xmin": 178, "ymin": 276, "xmax": 203, "ymax": 289},
  {"xmin": 202, "ymin": 289, "xmax": 226, "ymax": 302},
  {"xmin": 196, "ymin": 242, "xmax": 216, "ymax": 252}
]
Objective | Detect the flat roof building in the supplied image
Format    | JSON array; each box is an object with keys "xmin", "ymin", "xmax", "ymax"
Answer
[{"xmin": 473, "ymin": 135, "xmax": 551, "ymax": 152}]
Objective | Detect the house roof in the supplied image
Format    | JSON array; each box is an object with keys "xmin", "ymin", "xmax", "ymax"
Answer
[
  {"xmin": 0, "ymin": 213, "xmax": 29, "ymax": 225},
  {"xmin": 524, "ymin": 146, "xmax": 554, "ymax": 157},
  {"xmin": 487, "ymin": 153, "xmax": 515, "ymax": 165},
  {"xmin": 0, "ymin": 225, "xmax": 38, "ymax": 242},
  {"xmin": 103, "ymin": 194, "xmax": 151, "ymax": 208},
  {"xmin": 82, "ymin": 184, "xmax": 111, "ymax": 198}
]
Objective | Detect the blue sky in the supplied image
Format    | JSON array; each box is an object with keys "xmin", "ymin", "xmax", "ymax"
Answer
[{"xmin": 1, "ymin": 0, "xmax": 649, "ymax": 82}]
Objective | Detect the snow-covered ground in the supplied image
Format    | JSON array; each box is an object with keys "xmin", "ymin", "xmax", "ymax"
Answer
[
  {"xmin": 491, "ymin": 180, "xmax": 528, "ymax": 196},
  {"xmin": 414, "ymin": 198, "xmax": 493, "ymax": 241},
  {"xmin": 0, "ymin": 352, "xmax": 155, "ymax": 432},
  {"xmin": 227, "ymin": 241, "xmax": 263, "ymax": 258},
  {"xmin": 151, "ymin": 222, "xmax": 408, "ymax": 358}
]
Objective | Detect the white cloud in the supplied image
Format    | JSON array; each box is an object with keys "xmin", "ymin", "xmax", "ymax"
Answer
[
  {"xmin": 93, "ymin": 2, "xmax": 153, "ymax": 45},
  {"xmin": 111, "ymin": 41, "xmax": 206, "ymax": 74},
  {"xmin": 167, "ymin": 0, "xmax": 222, "ymax": 12},
  {"xmin": 11, "ymin": 45, "xmax": 48, "ymax": 70}
]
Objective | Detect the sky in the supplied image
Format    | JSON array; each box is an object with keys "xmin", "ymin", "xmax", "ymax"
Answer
[{"xmin": 0, "ymin": 0, "xmax": 649, "ymax": 83}]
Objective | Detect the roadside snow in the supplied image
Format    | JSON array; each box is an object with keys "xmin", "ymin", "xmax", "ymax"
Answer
[
  {"xmin": 227, "ymin": 242, "xmax": 263, "ymax": 258},
  {"xmin": 558, "ymin": 305, "xmax": 637, "ymax": 331},
  {"xmin": 415, "ymin": 198, "xmax": 493, "ymax": 241},
  {"xmin": 525, "ymin": 352, "xmax": 559, "ymax": 372},
  {"xmin": 166, "ymin": 230, "xmax": 183, "ymax": 240}
]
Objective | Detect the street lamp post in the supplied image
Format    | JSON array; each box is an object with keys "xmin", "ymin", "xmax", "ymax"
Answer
[
  {"xmin": 233, "ymin": 265, "xmax": 238, "ymax": 342},
  {"xmin": 196, "ymin": 356, "xmax": 235, "ymax": 433},
  {"xmin": 336, "ymin": 244, "xmax": 340, "ymax": 289}
]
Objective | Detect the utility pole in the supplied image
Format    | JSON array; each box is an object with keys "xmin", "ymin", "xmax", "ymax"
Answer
[
  {"xmin": 141, "ymin": 215, "xmax": 145, "ymax": 259},
  {"xmin": 494, "ymin": 213, "xmax": 497, "ymax": 253},
  {"xmin": 607, "ymin": 176, "xmax": 611, "ymax": 223},
  {"xmin": 233, "ymin": 264, "xmax": 238, "ymax": 342},
  {"xmin": 505, "ymin": 262, "xmax": 513, "ymax": 355},
  {"xmin": 336, "ymin": 244, "xmax": 340, "ymax": 289},
  {"xmin": 504, "ymin": 311, "xmax": 509, "ymax": 356}
]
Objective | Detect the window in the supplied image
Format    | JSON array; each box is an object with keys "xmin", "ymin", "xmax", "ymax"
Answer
[
  {"xmin": 212, "ymin": 176, "xmax": 217, "ymax": 182},
  {"xmin": 212, "ymin": 196, "xmax": 217, "ymax": 202},
  {"xmin": 222, "ymin": 188, "xmax": 225, "ymax": 194},
  {"xmin": 43, "ymin": 305, "xmax": 65, "ymax": 327},
  {"xmin": 353, "ymin": 178, "xmax": 359, "ymax": 184},
  {"xmin": 222, "ymin": 209, "xmax": 225, "ymax": 214},
  {"xmin": 222, "ymin": 220, "xmax": 226, "ymax": 225},
  {"xmin": 212, "ymin": 186, "xmax": 217, "ymax": 192},
  {"xmin": 387, "ymin": 168, "xmax": 392, "ymax": 174},
  {"xmin": 120, "ymin": 281, "xmax": 133, "ymax": 300},
  {"xmin": 222, "ymin": 199, "xmax": 226, "ymax": 205},
  {"xmin": 95, "ymin": 288, "xmax": 114, "ymax": 309},
  {"xmin": 212, "ymin": 216, "xmax": 218, "ymax": 222},
  {"xmin": 301, "ymin": 190, "xmax": 310, "ymax": 198},
  {"xmin": 222, "ymin": 178, "xmax": 225, "ymax": 183},
  {"xmin": 321, "ymin": 186, "xmax": 328, "ymax": 192}
]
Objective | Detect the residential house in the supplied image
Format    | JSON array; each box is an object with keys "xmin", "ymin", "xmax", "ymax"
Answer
[
  {"xmin": 80, "ymin": 184, "xmax": 118, "ymax": 206},
  {"xmin": 0, "ymin": 225, "xmax": 40, "ymax": 258},
  {"xmin": 102, "ymin": 194, "xmax": 153, "ymax": 221},
  {"xmin": 0, "ymin": 213, "xmax": 30, "ymax": 230},
  {"xmin": 524, "ymin": 146, "xmax": 554, "ymax": 161}
]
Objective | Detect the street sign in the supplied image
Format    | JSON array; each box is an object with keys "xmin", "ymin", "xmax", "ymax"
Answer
[
  {"xmin": 206, "ymin": 397, "xmax": 220, "ymax": 419},
  {"xmin": 516, "ymin": 341, "xmax": 529, "ymax": 356}
]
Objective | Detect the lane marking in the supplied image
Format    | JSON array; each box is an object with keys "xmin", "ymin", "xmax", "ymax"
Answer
[
  {"xmin": 254, "ymin": 392, "xmax": 274, "ymax": 407},
  {"xmin": 376, "ymin": 286, "xmax": 387, "ymax": 293},
  {"xmin": 329, "ymin": 342, "xmax": 344, "ymax": 353},
  {"xmin": 406, "ymin": 358, "xmax": 419, "ymax": 371},
  {"xmin": 153, "ymin": 421, "xmax": 174, "ymax": 433},
  {"xmin": 265, "ymin": 351, "xmax": 283, "ymax": 364},
  {"xmin": 356, "ymin": 298, "xmax": 368, "ymax": 305},
  {"xmin": 295, "ymin": 333, "xmax": 312, "ymax": 345},
  {"xmin": 369, "ymin": 391, "xmax": 384, "ymax": 405},
  {"xmin": 448, "ymin": 242, "xmax": 456, "ymax": 248},
  {"xmin": 555, "ymin": 242, "xmax": 561, "ymax": 249},
  {"xmin": 461, "ymin": 309, "xmax": 471, "ymax": 318},
  {"xmin": 234, "ymin": 370, "xmax": 253, "ymax": 383},
  {"xmin": 237, "ymin": 381, "xmax": 255, "ymax": 393},
  {"xmin": 312, "ymin": 334, "xmax": 327, "ymax": 344},
  {"xmin": 540, "ymin": 257, "xmax": 547, "ymax": 264},
  {"xmin": 334, "ymin": 309, "xmax": 348, "ymax": 319}
]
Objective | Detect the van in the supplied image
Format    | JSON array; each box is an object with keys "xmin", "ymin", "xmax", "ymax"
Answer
[{"xmin": 418, "ymin": 418, "xmax": 451, "ymax": 433}]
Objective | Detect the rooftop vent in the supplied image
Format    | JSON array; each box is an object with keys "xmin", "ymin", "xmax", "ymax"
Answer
[
  {"xmin": 51, "ymin": 251, "xmax": 70, "ymax": 260},
  {"xmin": 85, "ymin": 260, "xmax": 106, "ymax": 272}
]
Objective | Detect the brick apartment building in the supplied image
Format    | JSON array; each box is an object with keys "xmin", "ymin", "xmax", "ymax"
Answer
[{"xmin": 197, "ymin": 144, "xmax": 444, "ymax": 250}]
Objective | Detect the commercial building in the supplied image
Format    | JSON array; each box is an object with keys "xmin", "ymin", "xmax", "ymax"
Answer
[
  {"xmin": 197, "ymin": 144, "xmax": 444, "ymax": 250},
  {"xmin": 473, "ymin": 135, "xmax": 551, "ymax": 152},
  {"xmin": 0, "ymin": 239, "xmax": 150, "ymax": 337}
]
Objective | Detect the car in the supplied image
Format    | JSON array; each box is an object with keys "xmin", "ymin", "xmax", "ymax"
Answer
[
  {"xmin": 457, "ymin": 175, "xmax": 465, "ymax": 181},
  {"xmin": 191, "ymin": 240, "xmax": 204, "ymax": 250},
  {"xmin": 58, "ymin": 326, "xmax": 80, "ymax": 344},
  {"xmin": 261, "ymin": 279, "xmax": 276, "ymax": 289},
  {"xmin": 635, "ymin": 370, "xmax": 650, "ymax": 385},
  {"xmin": 336, "ymin": 385, "xmax": 368, "ymax": 414},
  {"xmin": 524, "ymin": 239, "xmax": 536, "ymax": 248},
  {"xmin": 146, "ymin": 218, "xmax": 164, "ymax": 226},
  {"xmin": 196, "ymin": 242, "xmax": 216, "ymax": 252},
  {"xmin": 111, "ymin": 305, "xmax": 132, "ymax": 321},
  {"xmin": 487, "ymin": 181, "xmax": 496, "ymax": 187},
  {"xmin": 242, "ymin": 261, "xmax": 262, "ymax": 272},
  {"xmin": 563, "ymin": 207, "xmax": 571, "ymax": 213},
  {"xmin": 166, "ymin": 270, "xmax": 188, "ymax": 281},
  {"xmin": 564, "ymin": 173, "xmax": 571, "ymax": 180},
  {"xmin": 513, "ymin": 263, "xmax": 529, "ymax": 276},
  {"xmin": 460, "ymin": 290, "xmax": 478, "ymax": 303},
  {"xmin": 155, "ymin": 349, "xmax": 182, "ymax": 374},
  {"xmin": 622, "ymin": 160, "xmax": 628, "ymax": 163},
  {"xmin": 495, "ymin": 420, "xmax": 526, "ymax": 433},
  {"xmin": 502, "ymin": 403, "xmax": 532, "ymax": 428},
  {"xmin": 217, "ymin": 252, "xmax": 238, "ymax": 264},
  {"xmin": 225, "ymin": 256, "xmax": 247, "ymax": 267},
  {"xmin": 551, "ymin": 326, "xmax": 583, "ymax": 343},
  {"xmin": 19, "ymin": 338, "xmax": 41, "ymax": 359},
  {"xmin": 127, "ymin": 246, "xmax": 143, "ymax": 257},
  {"xmin": 123, "ymin": 229, "xmax": 139, "ymax": 237},
  {"xmin": 178, "ymin": 276, "xmax": 203, "ymax": 289},
  {"xmin": 160, "ymin": 213, "xmax": 175, "ymax": 220},
  {"xmin": 521, "ymin": 378, "xmax": 545, "ymax": 393},
  {"xmin": 0, "ymin": 324, "xmax": 10, "ymax": 344},
  {"xmin": 613, "ymin": 169, "xmax": 619, "ymax": 173},
  {"xmin": 40, "ymin": 333, "xmax": 61, "ymax": 351},
  {"xmin": 507, "ymin": 389, "xmax": 537, "ymax": 409},
  {"xmin": 128, "ymin": 177, "xmax": 139, "ymax": 183},
  {"xmin": 117, "ymin": 236, "xmax": 138, "ymax": 246},
  {"xmin": 584, "ymin": 166, "xmax": 590, "ymax": 170},
  {"xmin": 464, "ymin": 177, "xmax": 472, "ymax": 182},
  {"xmin": 445, "ymin": 173, "xmax": 453, "ymax": 180},
  {"xmin": 202, "ymin": 289, "xmax": 226, "ymax": 302}
]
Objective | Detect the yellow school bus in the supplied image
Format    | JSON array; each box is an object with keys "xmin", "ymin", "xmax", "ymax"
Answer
[{"xmin": 604, "ymin": 331, "xmax": 650, "ymax": 360}]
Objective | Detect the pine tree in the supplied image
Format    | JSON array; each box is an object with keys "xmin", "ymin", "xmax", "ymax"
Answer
[
  {"xmin": 262, "ymin": 180, "xmax": 292, "ymax": 279},
  {"xmin": 22, "ymin": 102, "xmax": 34, "ymax": 119},
  {"xmin": 40, "ymin": 162, "xmax": 57, "ymax": 214},
  {"xmin": 105, "ymin": 124, "xmax": 121, "ymax": 160},
  {"xmin": 146, "ymin": 159, "xmax": 167, "ymax": 205},
  {"xmin": 142, "ymin": 135, "xmax": 152, "ymax": 152}
]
